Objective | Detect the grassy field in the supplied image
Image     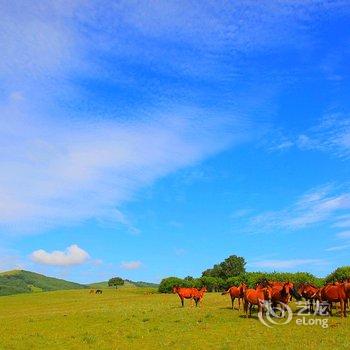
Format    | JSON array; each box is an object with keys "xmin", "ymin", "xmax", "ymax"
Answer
[{"xmin": 1, "ymin": 287, "xmax": 350, "ymax": 350}]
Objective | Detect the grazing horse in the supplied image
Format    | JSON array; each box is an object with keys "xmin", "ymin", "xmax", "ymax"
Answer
[
  {"xmin": 95, "ymin": 289, "xmax": 103, "ymax": 294},
  {"xmin": 221, "ymin": 283, "xmax": 247, "ymax": 310},
  {"xmin": 243, "ymin": 285, "xmax": 272, "ymax": 318},
  {"xmin": 298, "ymin": 283, "xmax": 319, "ymax": 313},
  {"xmin": 173, "ymin": 286, "xmax": 207, "ymax": 307},
  {"xmin": 89, "ymin": 289, "xmax": 95, "ymax": 294},
  {"xmin": 173, "ymin": 286, "xmax": 196, "ymax": 307},
  {"xmin": 192, "ymin": 287, "xmax": 207, "ymax": 307},
  {"xmin": 315, "ymin": 283, "xmax": 347, "ymax": 317}
]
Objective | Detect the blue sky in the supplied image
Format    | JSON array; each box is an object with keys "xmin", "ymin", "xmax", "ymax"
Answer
[{"xmin": 0, "ymin": 1, "xmax": 350, "ymax": 283}]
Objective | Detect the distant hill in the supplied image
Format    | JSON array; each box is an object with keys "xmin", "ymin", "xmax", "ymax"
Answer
[
  {"xmin": 0, "ymin": 270, "xmax": 87, "ymax": 296},
  {"xmin": 89, "ymin": 279, "xmax": 158, "ymax": 289}
]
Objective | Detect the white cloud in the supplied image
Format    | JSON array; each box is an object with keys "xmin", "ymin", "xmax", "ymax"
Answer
[
  {"xmin": 325, "ymin": 227, "xmax": 350, "ymax": 252},
  {"xmin": 267, "ymin": 114, "xmax": 350, "ymax": 159},
  {"xmin": 1, "ymin": 1, "xmax": 348, "ymax": 235},
  {"xmin": 0, "ymin": 107, "xmax": 246, "ymax": 233},
  {"xmin": 325, "ymin": 244, "xmax": 350, "ymax": 252},
  {"xmin": 230, "ymin": 209, "xmax": 252, "ymax": 219},
  {"xmin": 174, "ymin": 248, "xmax": 186, "ymax": 256},
  {"xmin": 333, "ymin": 215, "xmax": 350, "ymax": 228},
  {"xmin": 296, "ymin": 115, "xmax": 350, "ymax": 158},
  {"xmin": 31, "ymin": 244, "xmax": 90, "ymax": 266},
  {"xmin": 336, "ymin": 231, "xmax": 350, "ymax": 239},
  {"xmin": 249, "ymin": 259, "xmax": 327, "ymax": 269},
  {"xmin": 249, "ymin": 184, "xmax": 350, "ymax": 232},
  {"xmin": 120, "ymin": 261, "xmax": 142, "ymax": 270}
]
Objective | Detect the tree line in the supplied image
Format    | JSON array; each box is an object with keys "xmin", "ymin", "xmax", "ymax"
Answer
[{"xmin": 158, "ymin": 254, "xmax": 350, "ymax": 293}]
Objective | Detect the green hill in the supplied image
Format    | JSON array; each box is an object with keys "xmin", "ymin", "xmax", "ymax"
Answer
[
  {"xmin": 89, "ymin": 279, "xmax": 158, "ymax": 289},
  {"xmin": 0, "ymin": 270, "xmax": 87, "ymax": 296}
]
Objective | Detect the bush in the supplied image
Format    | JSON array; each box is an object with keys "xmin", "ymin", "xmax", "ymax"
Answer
[
  {"xmin": 199, "ymin": 276, "xmax": 225, "ymax": 292},
  {"xmin": 158, "ymin": 277, "xmax": 186, "ymax": 293},
  {"xmin": 325, "ymin": 266, "xmax": 350, "ymax": 283}
]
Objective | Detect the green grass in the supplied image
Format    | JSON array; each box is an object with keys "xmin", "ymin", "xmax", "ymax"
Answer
[{"xmin": 0, "ymin": 287, "xmax": 349, "ymax": 349}]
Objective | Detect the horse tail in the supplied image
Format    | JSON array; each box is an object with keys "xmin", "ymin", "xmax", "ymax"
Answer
[{"xmin": 221, "ymin": 288, "xmax": 230, "ymax": 295}]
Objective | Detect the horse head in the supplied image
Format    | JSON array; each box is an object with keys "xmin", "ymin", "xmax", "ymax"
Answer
[
  {"xmin": 263, "ymin": 286, "xmax": 272, "ymax": 301},
  {"xmin": 240, "ymin": 283, "xmax": 247, "ymax": 293}
]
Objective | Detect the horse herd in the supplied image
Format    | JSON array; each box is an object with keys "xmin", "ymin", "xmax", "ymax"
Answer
[{"xmin": 173, "ymin": 279, "xmax": 350, "ymax": 318}]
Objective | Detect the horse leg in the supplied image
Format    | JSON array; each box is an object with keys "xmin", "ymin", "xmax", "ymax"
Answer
[
  {"xmin": 249, "ymin": 304, "xmax": 253, "ymax": 318},
  {"xmin": 345, "ymin": 299, "xmax": 347, "ymax": 317},
  {"xmin": 258, "ymin": 303, "xmax": 262, "ymax": 318},
  {"xmin": 238, "ymin": 297, "xmax": 241, "ymax": 311},
  {"xmin": 244, "ymin": 300, "xmax": 248, "ymax": 318},
  {"xmin": 329, "ymin": 302, "xmax": 333, "ymax": 316},
  {"xmin": 231, "ymin": 296, "xmax": 234, "ymax": 309},
  {"xmin": 181, "ymin": 297, "xmax": 184, "ymax": 307},
  {"xmin": 341, "ymin": 299, "xmax": 346, "ymax": 317},
  {"xmin": 339, "ymin": 300, "xmax": 344, "ymax": 318},
  {"xmin": 335, "ymin": 302, "xmax": 339, "ymax": 316}
]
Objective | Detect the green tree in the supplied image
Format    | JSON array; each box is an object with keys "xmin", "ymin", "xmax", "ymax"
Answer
[
  {"xmin": 202, "ymin": 255, "xmax": 246, "ymax": 279},
  {"xmin": 158, "ymin": 277, "xmax": 185, "ymax": 293},
  {"xmin": 219, "ymin": 255, "xmax": 246, "ymax": 278},
  {"xmin": 108, "ymin": 277, "xmax": 124, "ymax": 289},
  {"xmin": 325, "ymin": 266, "xmax": 350, "ymax": 283}
]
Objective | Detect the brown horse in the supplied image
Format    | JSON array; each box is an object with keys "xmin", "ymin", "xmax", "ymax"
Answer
[
  {"xmin": 172, "ymin": 286, "xmax": 197, "ymax": 307},
  {"xmin": 315, "ymin": 283, "xmax": 347, "ymax": 317},
  {"xmin": 298, "ymin": 283, "xmax": 319, "ymax": 313},
  {"xmin": 243, "ymin": 285, "xmax": 272, "ymax": 318},
  {"xmin": 221, "ymin": 283, "xmax": 247, "ymax": 310},
  {"xmin": 269, "ymin": 281, "xmax": 300, "ymax": 304},
  {"xmin": 95, "ymin": 289, "xmax": 103, "ymax": 294},
  {"xmin": 192, "ymin": 287, "xmax": 207, "ymax": 307}
]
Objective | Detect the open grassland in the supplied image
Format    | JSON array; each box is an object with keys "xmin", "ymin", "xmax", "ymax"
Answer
[{"xmin": 1, "ymin": 288, "xmax": 350, "ymax": 350}]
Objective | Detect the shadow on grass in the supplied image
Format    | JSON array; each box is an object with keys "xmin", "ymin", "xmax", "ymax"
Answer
[{"xmin": 238, "ymin": 314, "xmax": 260, "ymax": 320}]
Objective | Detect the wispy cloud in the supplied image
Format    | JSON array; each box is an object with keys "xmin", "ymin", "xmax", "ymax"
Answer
[
  {"xmin": 0, "ymin": 248, "xmax": 26, "ymax": 272},
  {"xmin": 249, "ymin": 259, "xmax": 328, "ymax": 269},
  {"xmin": 174, "ymin": 248, "xmax": 187, "ymax": 256},
  {"xmin": 30, "ymin": 244, "xmax": 90, "ymax": 266},
  {"xmin": 120, "ymin": 261, "xmax": 142, "ymax": 270},
  {"xmin": 0, "ymin": 103, "xmax": 247, "ymax": 233},
  {"xmin": 325, "ymin": 244, "xmax": 350, "ymax": 252},
  {"xmin": 268, "ymin": 114, "xmax": 350, "ymax": 159},
  {"xmin": 326, "ymin": 229, "xmax": 350, "ymax": 252},
  {"xmin": 336, "ymin": 230, "xmax": 350, "ymax": 239},
  {"xmin": 249, "ymin": 184, "xmax": 350, "ymax": 232}
]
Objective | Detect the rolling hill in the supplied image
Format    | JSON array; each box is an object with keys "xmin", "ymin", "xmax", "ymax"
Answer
[
  {"xmin": 89, "ymin": 279, "xmax": 158, "ymax": 289},
  {"xmin": 0, "ymin": 270, "xmax": 87, "ymax": 296},
  {"xmin": 0, "ymin": 270, "xmax": 158, "ymax": 296}
]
